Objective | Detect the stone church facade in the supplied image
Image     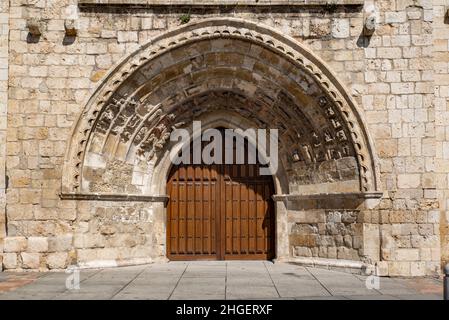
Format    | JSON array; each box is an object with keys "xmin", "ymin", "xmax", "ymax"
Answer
[{"xmin": 0, "ymin": 0, "xmax": 448, "ymax": 277}]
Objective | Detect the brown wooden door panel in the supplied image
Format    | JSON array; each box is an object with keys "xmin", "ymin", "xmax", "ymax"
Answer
[{"xmin": 167, "ymin": 138, "xmax": 275, "ymax": 261}]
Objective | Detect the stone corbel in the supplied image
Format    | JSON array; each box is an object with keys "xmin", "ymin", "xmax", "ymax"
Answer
[
  {"xmin": 26, "ymin": 18, "xmax": 45, "ymax": 37},
  {"xmin": 364, "ymin": 13, "xmax": 376, "ymax": 35},
  {"xmin": 363, "ymin": 3, "xmax": 377, "ymax": 35},
  {"xmin": 64, "ymin": 19, "xmax": 77, "ymax": 37}
]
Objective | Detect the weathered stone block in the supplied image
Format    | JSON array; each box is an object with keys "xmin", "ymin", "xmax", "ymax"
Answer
[
  {"xmin": 418, "ymin": 224, "xmax": 434, "ymax": 236},
  {"xmin": 398, "ymin": 174, "xmax": 421, "ymax": 188},
  {"xmin": 337, "ymin": 247, "xmax": 359, "ymax": 260},
  {"xmin": 331, "ymin": 19, "xmax": 349, "ymax": 38},
  {"xmin": 3, "ymin": 236, "xmax": 27, "ymax": 252},
  {"xmin": 27, "ymin": 237, "xmax": 48, "ymax": 253},
  {"xmin": 20, "ymin": 252, "xmax": 40, "ymax": 269},
  {"xmin": 2, "ymin": 253, "xmax": 17, "ymax": 269},
  {"xmin": 388, "ymin": 261, "xmax": 411, "ymax": 277},
  {"xmin": 395, "ymin": 248, "xmax": 420, "ymax": 261},
  {"xmin": 341, "ymin": 211, "xmax": 357, "ymax": 224},
  {"xmin": 343, "ymin": 235, "xmax": 352, "ymax": 248},
  {"xmin": 46, "ymin": 252, "xmax": 68, "ymax": 269},
  {"xmin": 376, "ymin": 261, "xmax": 389, "ymax": 276},
  {"xmin": 410, "ymin": 261, "xmax": 427, "ymax": 276},
  {"xmin": 294, "ymin": 246, "xmax": 312, "ymax": 257},
  {"xmin": 48, "ymin": 234, "xmax": 73, "ymax": 252},
  {"xmin": 74, "ymin": 234, "xmax": 105, "ymax": 249}
]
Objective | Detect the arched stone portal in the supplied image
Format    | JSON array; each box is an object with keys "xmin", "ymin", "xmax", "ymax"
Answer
[{"xmin": 62, "ymin": 18, "xmax": 381, "ymax": 267}]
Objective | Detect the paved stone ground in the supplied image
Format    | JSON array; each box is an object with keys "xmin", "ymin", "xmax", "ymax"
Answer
[{"xmin": 0, "ymin": 262, "xmax": 443, "ymax": 300}]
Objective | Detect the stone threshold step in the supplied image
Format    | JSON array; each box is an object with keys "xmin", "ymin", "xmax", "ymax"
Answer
[{"xmin": 287, "ymin": 257, "xmax": 375, "ymax": 276}]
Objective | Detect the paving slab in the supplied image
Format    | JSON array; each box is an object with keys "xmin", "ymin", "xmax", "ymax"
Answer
[
  {"xmin": 394, "ymin": 294, "xmax": 442, "ymax": 300},
  {"xmin": 0, "ymin": 262, "xmax": 444, "ymax": 300},
  {"xmin": 296, "ymin": 296, "xmax": 348, "ymax": 300},
  {"xmin": 346, "ymin": 295, "xmax": 400, "ymax": 300},
  {"xmin": 226, "ymin": 284, "xmax": 280, "ymax": 300},
  {"xmin": 0, "ymin": 292, "xmax": 60, "ymax": 300},
  {"xmin": 226, "ymin": 277, "xmax": 273, "ymax": 286},
  {"xmin": 170, "ymin": 275, "xmax": 226, "ymax": 300},
  {"xmin": 53, "ymin": 292, "xmax": 117, "ymax": 300},
  {"xmin": 273, "ymin": 279, "xmax": 331, "ymax": 298},
  {"xmin": 112, "ymin": 292, "xmax": 170, "ymax": 300}
]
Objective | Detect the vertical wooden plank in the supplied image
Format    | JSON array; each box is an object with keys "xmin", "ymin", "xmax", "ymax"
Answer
[
  {"xmin": 225, "ymin": 180, "xmax": 232, "ymax": 255},
  {"xmin": 260, "ymin": 180, "xmax": 264, "ymax": 256},
  {"xmin": 248, "ymin": 182, "xmax": 256, "ymax": 254},
  {"xmin": 194, "ymin": 166, "xmax": 201, "ymax": 254},
  {"xmin": 231, "ymin": 181, "xmax": 240, "ymax": 254},
  {"xmin": 211, "ymin": 176, "xmax": 216, "ymax": 255},
  {"xmin": 256, "ymin": 183, "xmax": 263, "ymax": 254},
  {"xmin": 200, "ymin": 165, "xmax": 205, "ymax": 255},
  {"xmin": 218, "ymin": 163, "xmax": 224, "ymax": 260},
  {"xmin": 265, "ymin": 179, "xmax": 276, "ymax": 259},
  {"xmin": 179, "ymin": 173, "xmax": 186, "ymax": 255},
  {"xmin": 175, "ymin": 169, "xmax": 180, "ymax": 255},
  {"xmin": 187, "ymin": 172, "xmax": 194, "ymax": 254},
  {"xmin": 203, "ymin": 170, "xmax": 209, "ymax": 255},
  {"xmin": 240, "ymin": 182, "xmax": 248, "ymax": 254}
]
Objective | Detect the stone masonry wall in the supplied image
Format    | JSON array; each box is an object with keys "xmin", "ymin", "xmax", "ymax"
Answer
[
  {"xmin": 288, "ymin": 200, "xmax": 366, "ymax": 262},
  {"xmin": 0, "ymin": 0, "xmax": 448, "ymax": 275},
  {"xmin": 3, "ymin": 0, "xmax": 373, "ymax": 271},
  {"xmin": 0, "ymin": 0, "xmax": 9, "ymax": 270},
  {"xmin": 360, "ymin": 0, "xmax": 439, "ymax": 276},
  {"xmin": 434, "ymin": 0, "xmax": 449, "ymax": 268}
]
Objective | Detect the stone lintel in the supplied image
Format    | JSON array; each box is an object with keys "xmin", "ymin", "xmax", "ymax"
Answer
[
  {"xmin": 78, "ymin": 0, "xmax": 364, "ymax": 8},
  {"xmin": 272, "ymin": 192, "xmax": 383, "ymax": 201},
  {"xmin": 59, "ymin": 193, "xmax": 169, "ymax": 203}
]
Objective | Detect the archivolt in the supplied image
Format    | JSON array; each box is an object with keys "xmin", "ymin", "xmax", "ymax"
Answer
[{"xmin": 62, "ymin": 18, "xmax": 380, "ymax": 194}]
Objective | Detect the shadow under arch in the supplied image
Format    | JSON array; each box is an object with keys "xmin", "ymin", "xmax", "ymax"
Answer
[{"xmin": 152, "ymin": 112, "xmax": 288, "ymax": 198}]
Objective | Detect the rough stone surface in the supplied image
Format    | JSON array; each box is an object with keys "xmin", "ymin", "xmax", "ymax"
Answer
[
  {"xmin": 0, "ymin": 0, "xmax": 447, "ymax": 277},
  {"xmin": 46, "ymin": 252, "xmax": 68, "ymax": 269},
  {"xmin": 2, "ymin": 253, "xmax": 17, "ymax": 269},
  {"xmin": 27, "ymin": 237, "xmax": 48, "ymax": 253},
  {"xmin": 20, "ymin": 252, "xmax": 40, "ymax": 270},
  {"xmin": 3, "ymin": 237, "xmax": 27, "ymax": 253},
  {"xmin": 0, "ymin": 0, "xmax": 8, "ymax": 271}
]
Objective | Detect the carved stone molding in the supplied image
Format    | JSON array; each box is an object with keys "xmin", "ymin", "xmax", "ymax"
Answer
[
  {"xmin": 62, "ymin": 18, "xmax": 380, "ymax": 196},
  {"xmin": 59, "ymin": 193, "xmax": 169, "ymax": 203},
  {"xmin": 272, "ymin": 192, "xmax": 383, "ymax": 201},
  {"xmin": 78, "ymin": 0, "xmax": 365, "ymax": 8}
]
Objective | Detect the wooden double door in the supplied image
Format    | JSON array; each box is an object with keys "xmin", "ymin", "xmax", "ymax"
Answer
[{"xmin": 166, "ymin": 148, "xmax": 275, "ymax": 260}]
